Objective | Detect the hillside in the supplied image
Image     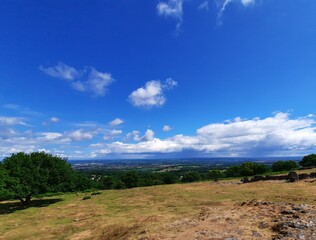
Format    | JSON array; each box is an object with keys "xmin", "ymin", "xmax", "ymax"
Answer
[{"xmin": 1, "ymin": 172, "xmax": 316, "ymax": 240}]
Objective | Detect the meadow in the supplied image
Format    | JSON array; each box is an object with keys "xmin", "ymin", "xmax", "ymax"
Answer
[{"xmin": 1, "ymin": 168, "xmax": 316, "ymax": 240}]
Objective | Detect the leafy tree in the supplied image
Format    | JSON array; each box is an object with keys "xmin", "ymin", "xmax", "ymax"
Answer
[
  {"xmin": 299, "ymin": 154, "xmax": 316, "ymax": 168},
  {"xmin": 181, "ymin": 171, "xmax": 201, "ymax": 183},
  {"xmin": 225, "ymin": 162, "xmax": 270, "ymax": 177},
  {"xmin": 1, "ymin": 152, "xmax": 77, "ymax": 205},
  {"xmin": 100, "ymin": 176, "xmax": 115, "ymax": 189},
  {"xmin": 161, "ymin": 172, "xmax": 179, "ymax": 184},
  {"xmin": 121, "ymin": 171, "xmax": 138, "ymax": 188},
  {"xmin": 0, "ymin": 163, "xmax": 14, "ymax": 201},
  {"xmin": 272, "ymin": 160, "xmax": 298, "ymax": 172},
  {"xmin": 207, "ymin": 169, "xmax": 224, "ymax": 181}
]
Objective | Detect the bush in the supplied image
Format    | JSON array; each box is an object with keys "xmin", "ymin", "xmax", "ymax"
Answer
[
  {"xmin": 82, "ymin": 196, "xmax": 91, "ymax": 200},
  {"xmin": 91, "ymin": 192, "xmax": 101, "ymax": 196}
]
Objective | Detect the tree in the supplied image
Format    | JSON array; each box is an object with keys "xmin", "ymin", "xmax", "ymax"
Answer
[
  {"xmin": 181, "ymin": 171, "xmax": 201, "ymax": 183},
  {"xmin": 272, "ymin": 160, "xmax": 298, "ymax": 172},
  {"xmin": 100, "ymin": 176, "xmax": 115, "ymax": 189},
  {"xmin": 207, "ymin": 169, "xmax": 224, "ymax": 181},
  {"xmin": 121, "ymin": 171, "xmax": 138, "ymax": 188},
  {"xmin": 1, "ymin": 152, "xmax": 77, "ymax": 206},
  {"xmin": 299, "ymin": 154, "xmax": 316, "ymax": 168}
]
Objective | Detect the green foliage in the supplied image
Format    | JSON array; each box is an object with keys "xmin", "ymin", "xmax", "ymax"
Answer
[
  {"xmin": 181, "ymin": 171, "xmax": 201, "ymax": 183},
  {"xmin": 272, "ymin": 160, "xmax": 298, "ymax": 172},
  {"xmin": 299, "ymin": 154, "xmax": 316, "ymax": 167},
  {"xmin": 82, "ymin": 196, "xmax": 91, "ymax": 200},
  {"xmin": 100, "ymin": 176, "xmax": 115, "ymax": 189},
  {"xmin": 1, "ymin": 152, "xmax": 78, "ymax": 205},
  {"xmin": 207, "ymin": 169, "xmax": 224, "ymax": 181},
  {"xmin": 91, "ymin": 192, "xmax": 101, "ymax": 196},
  {"xmin": 121, "ymin": 171, "xmax": 138, "ymax": 188},
  {"xmin": 225, "ymin": 162, "xmax": 270, "ymax": 177},
  {"xmin": 161, "ymin": 172, "xmax": 179, "ymax": 184}
]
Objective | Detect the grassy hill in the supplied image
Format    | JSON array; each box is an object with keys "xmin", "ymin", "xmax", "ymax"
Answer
[{"xmin": 1, "ymin": 170, "xmax": 316, "ymax": 240}]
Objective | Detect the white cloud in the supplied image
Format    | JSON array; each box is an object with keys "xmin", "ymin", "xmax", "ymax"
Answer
[
  {"xmin": 157, "ymin": 0, "xmax": 183, "ymax": 31},
  {"xmin": 69, "ymin": 67, "xmax": 114, "ymax": 96},
  {"xmin": 88, "ymin": 113, "xmax": 316, "ymax": 158},
  {"xmin": 104, "ymin": 129, "xmax": 123, "ymax": 140},
  {"xmin": 141, "ymin": 129, "xmax": 155, "ymax": 141},
  {"xmin": 65, "ymin": 129, "xmax": 97, "ymax": 141},
  {"xmin": 50, "ymin": 117, "xmax": 59, "ymax": 123},
  {"xmin": 39, "ymin": 62, "xmax": 79, "ymax": 80},
  {"xmin": 126, "ymin": 130, "xmax": 141, "ymax": 141},
  {"xmin": 198, "ymin": 1, "xmax": 209, "ymax": 11},
  {"xmin": 163, "ymin": 125, "xmax": 173, "ymax": 132},
  {"xmin": 1, "ymin": 112, "xmax": 316, "ymax": 159},
  {"xmin": 86, "ymin": 68, "xmax": 114, "ymax": 96},
  {"xmin": 40, "ymin": 63, "xmax": 114, "ymax": 96},
  {"xmin": 241, "ymin": 0, "xmax": 255, "ymax": 6},
  {"xmin": 217, "ymin": 0, "xmax": 255, "ymax": 25},
  {"xmin": 39, "ymin": 132, "xmax": 63, "ymax": 141},
  {"xmin": 128, "ymin": 78, "xmax": 177, "ymax": 108},
  {"xmin": 0, "ymin": 117, "xmax": 29, "ymax": 126},
  {"xmin": 3, "ymin": 104, "xmax": 42, "ymax": 116},
  {"xmin": 109, "ymin": 118, "xmax": 124, "ymax": 127}
]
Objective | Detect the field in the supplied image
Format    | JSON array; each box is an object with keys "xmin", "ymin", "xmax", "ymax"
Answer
[{"xmin": 1, "ymin": 170, "xmax": 316, "ymax": 240}]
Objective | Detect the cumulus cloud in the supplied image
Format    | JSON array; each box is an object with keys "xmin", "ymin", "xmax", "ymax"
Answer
[
  {"xmin": 65, "ymin": 129, "xmax": 98, "ymax": 141},
  {"xmin": 40, "ymin": 63, "xmax": 114, "ymax": 96},
  {"xmin": 89, "ymin": 113, "xmax": 316, "ymax": 158},
  {"xmin": 163, "ymin": 125, "xmax": 173, "ymax": 132},
  {"xmin": 1, "ymin": 112, "xmax": 316, "ymax": 159},
  {"xmin": 217, "ymin": 0, "xmax": 255, "ymax": 25},
  {"xmin": 109, "ymin": 118, "xmax": 124, "ymax": 127},
  {"xmin": 126, "ymin": 130, "xmax": 141, "ymax": 141},
  {"xmin": 157, "ymin": 0, "xmax": 183, "ymax": 31},
  {"xmin": 128, "ymin": 78, "xmax": 177, "ymax": 108},
  {"xmin": 141, "ymin": 129, "xmax": 155, "ymax": 141}
]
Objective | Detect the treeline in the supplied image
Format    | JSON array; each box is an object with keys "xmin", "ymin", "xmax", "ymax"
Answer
[
  {"xmin": 82, "ymin": 160, "xmax": 301, "ymax": 190},
  {"xmin": 1, "ymin": 152, "xmax": 315, "ymax": 206}
]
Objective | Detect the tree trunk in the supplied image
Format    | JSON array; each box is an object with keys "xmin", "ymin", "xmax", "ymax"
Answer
[
  {"xmin": 18, "ymin": 195, "xmax": 31, "ymax": 207},
  {"xmin": 25, "ymin": 195, "xmax": 31, "ymax": 206}
]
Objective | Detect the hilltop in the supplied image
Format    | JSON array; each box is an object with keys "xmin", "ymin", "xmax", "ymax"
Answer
[{"xmin": 1, "ymin": 169, "xmax": 316, "ymax": 240}]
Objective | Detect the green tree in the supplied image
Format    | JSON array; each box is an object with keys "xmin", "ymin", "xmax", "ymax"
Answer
[
  {"xmin": 121, "ymin": 171, "xmax": 138, "ymax": 188},
  {"xmin": 100, "ymin": 176, "xmax": 115, "ymax": 189},
  {"xmin": 181, "ymin": 171, "xmax": 201, "ymax": 183},
  {"xmin": 272, "ymin": 160, "xmax": 298, "ymax": 172},
  {"xmin": 2, "ymin": 152, "xmax": 77, "ymax": 205},
  {"xmin": 299, "ymin": 154, "xmax": 316, "ymax": 168},
  {"xmin": 207, "ymin": 169, "xmax": 224, "ymax": 181}
]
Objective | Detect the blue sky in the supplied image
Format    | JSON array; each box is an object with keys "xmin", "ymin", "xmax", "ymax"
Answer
[{"xmin": 1, "ymin": 0, "xmax": 316, "ymax": 159}]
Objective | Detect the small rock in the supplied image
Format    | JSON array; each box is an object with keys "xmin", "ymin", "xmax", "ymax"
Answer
[{"xmin": 259, "ymin": 222, "xmax": 270, "ymax": 229}]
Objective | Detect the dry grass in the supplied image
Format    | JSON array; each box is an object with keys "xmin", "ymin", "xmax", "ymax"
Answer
[{"xmin": 1, "ymin": 169, "xmax": 316, "ymax": 240}]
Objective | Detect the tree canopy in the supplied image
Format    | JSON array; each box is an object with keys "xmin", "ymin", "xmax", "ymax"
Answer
[
  {"xmin": 299, "ymin": 154, "xmax": 316, "ymax": 168},
  {"xmin": 1, "ymin": 152, "xmax": 77, "ymax": 205},
  {"xmin": 272, "ymin": 160, "xmax": 298, "ymax": 172}
]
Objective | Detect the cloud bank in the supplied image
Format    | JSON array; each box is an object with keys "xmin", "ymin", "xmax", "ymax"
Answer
[{"xmin": 1, "ymin": 112, "xmax": 316, "ymax": 159}]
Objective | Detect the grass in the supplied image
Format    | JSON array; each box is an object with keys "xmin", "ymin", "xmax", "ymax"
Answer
[{"xmin": 0, "ymin": 168, "xmax": 316, "ymax": 240}]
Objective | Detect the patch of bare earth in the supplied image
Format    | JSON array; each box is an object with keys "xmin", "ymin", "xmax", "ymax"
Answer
[{"xmin": 140, "ymin": 200, "xmax": 316, "ymax": 240}]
